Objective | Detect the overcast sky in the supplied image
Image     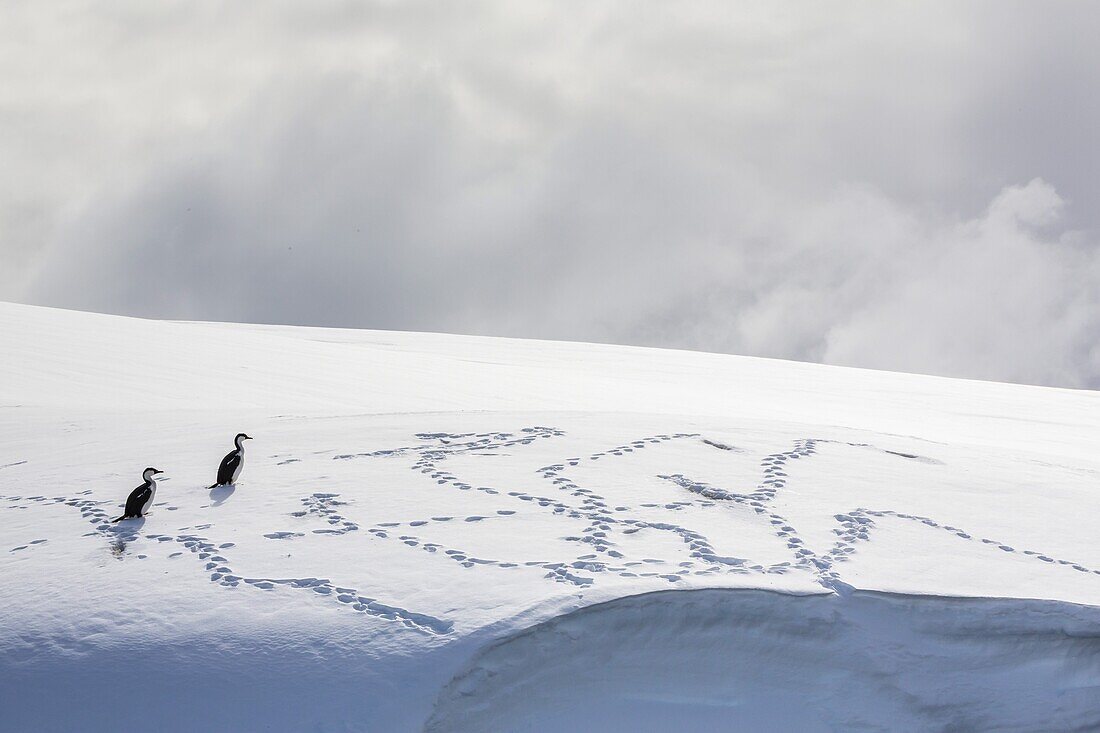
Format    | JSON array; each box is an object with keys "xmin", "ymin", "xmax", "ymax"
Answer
[{"xmin": 3, "ymin": 2, "xmax": 1100, "ymax": 388}]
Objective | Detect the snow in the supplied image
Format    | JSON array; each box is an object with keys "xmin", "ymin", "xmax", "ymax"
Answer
[
  {"xmin": 2, "ymin": 301, "xmax": 1100, "ymax": 731},
  {"xmin": 428, "ymin": 589, "xmax": 1100, "ymax": 732}
]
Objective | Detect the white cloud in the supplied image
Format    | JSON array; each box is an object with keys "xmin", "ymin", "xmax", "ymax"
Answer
[
  {"xmin": 804, "ymin": 180, "xmax": 1100, "ymax": 388},
  {"xmin": 4, "ymin": 2, "xmax": 1100, "ymax": 387}
]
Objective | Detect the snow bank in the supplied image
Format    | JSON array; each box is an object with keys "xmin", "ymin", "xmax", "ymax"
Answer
[{"xmin": 429, "ymin": 588, "xmax": 1100, "ymax": 732}]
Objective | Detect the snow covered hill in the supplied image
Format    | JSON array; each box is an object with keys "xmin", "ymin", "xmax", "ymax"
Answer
[{"xmin": 2, "ymin": 302, "xmax": 1099, "ymax": 731}]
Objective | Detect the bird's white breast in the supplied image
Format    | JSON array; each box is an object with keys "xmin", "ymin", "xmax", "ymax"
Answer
[{"xmin": 142, "ymin": 481, "xmax": 157, "ymax": 514}]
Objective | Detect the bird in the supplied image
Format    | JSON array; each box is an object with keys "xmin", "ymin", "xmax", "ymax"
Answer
[
  {"xmin": 210, "ymin": 433, "xmax": 252, "ymax": 488},
  {"xmin": 113, "ymin": 467, "xmax": 163, "ymax": 522}
]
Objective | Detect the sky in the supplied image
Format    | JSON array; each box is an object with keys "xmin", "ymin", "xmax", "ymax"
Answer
[{"xmin": 3, "ymin": 1, "xmax": 1100, "ymax": 388}]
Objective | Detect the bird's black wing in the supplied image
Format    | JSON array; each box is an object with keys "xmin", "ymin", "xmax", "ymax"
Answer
[
  {"xmin": 124, "ymin": 484, "xmax": 152, "ymax": 517},
  {"xmin": 216, "ymin": 450, "xmax": 241, "ymax": 485}
]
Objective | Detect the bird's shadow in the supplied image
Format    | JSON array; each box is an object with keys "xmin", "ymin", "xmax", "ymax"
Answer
[
  {"xmin": 209, "ymin": 483, "xmax": 236, "ymax": 506},
  {"xmin": 107, "ymin": 516, "xmax": 146, "ymax": 557}
]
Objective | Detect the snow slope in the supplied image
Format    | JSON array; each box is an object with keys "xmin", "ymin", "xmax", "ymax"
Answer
[{"xmin": 2, "ymin": 302, "xmax": 1099, "ymax": 731}]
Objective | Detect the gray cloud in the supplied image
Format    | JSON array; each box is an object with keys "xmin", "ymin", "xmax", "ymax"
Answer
[{"xmin": 5, "ymin": 2, "xmax": 1100, "ymax": 387}]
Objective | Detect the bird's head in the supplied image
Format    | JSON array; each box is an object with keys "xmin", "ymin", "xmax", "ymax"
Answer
[
  {"xmin": 143, "ymin": 467, "xmax": 164, "ymax": 481},
  {"xmin": 235, "ymin": 433, "xmax": 253, "ymax": 447}
]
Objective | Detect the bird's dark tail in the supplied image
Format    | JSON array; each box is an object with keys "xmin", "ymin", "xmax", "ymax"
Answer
[
  {"xmin": 112, "ymin": 515, "xmax": 125, "ymax": 523},
  {"xmin": 208, "ymin": 483, "xmax": 219, "ymax": 489}
]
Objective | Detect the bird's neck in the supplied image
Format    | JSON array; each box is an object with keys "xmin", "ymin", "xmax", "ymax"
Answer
[{"xmin": 235, "ymin": 437, "xmax": 246, "ymax": 450}]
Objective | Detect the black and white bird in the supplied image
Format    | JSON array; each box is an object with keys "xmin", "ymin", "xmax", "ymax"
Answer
[
  {"xmin": 210, "ymin": 433, "xmax": 252, "ymax": 488},
  {"xmin": 113, "ymin": 467, "xmax": 163, "ymax": 522}
]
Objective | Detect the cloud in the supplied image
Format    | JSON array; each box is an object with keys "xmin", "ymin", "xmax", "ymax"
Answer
[
  {"xmin": 775, "ymin": 180, "xmax": 1100, "ymax": 388},
  {"xmin": 6, "ymin": 2, "xmax": 1100, "ymax": 387}
]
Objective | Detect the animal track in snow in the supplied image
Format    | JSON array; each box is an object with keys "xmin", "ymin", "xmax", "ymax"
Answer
[
  {"xmin": 0, "ymin": 491, "xmax": 451, "ymax": 633},
  {"xmin": 850, "ymin": 509, "xmax": 1100, "ymax": 576},
  {"xmin": 358, "ymin": 432, "xmax": 863, "ymax": 586},
  {"xmin": 163, "ymin": 531, "xmax": 452, "ymax": 634},
  {"xmin": 4, "ymin": 426, "xmax": 1096, "ymax": 622},
  {"xmin": 293, "ymin": 492, "xmax": 360, "ymax": 535},
  {"xmin": 264, "ymin": 531, "xmax": 304, "ymax": 540},
  {"xmin": 352, "ymin": 430, "xmax": 809, "ymax": 587},
  {"xmin": 661, "ymin": 438, "xmax": 1100, "ymax": 588},
  {"xmin": 9, "ymin": 539, "xmax": 47, "ymax": 552}
]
